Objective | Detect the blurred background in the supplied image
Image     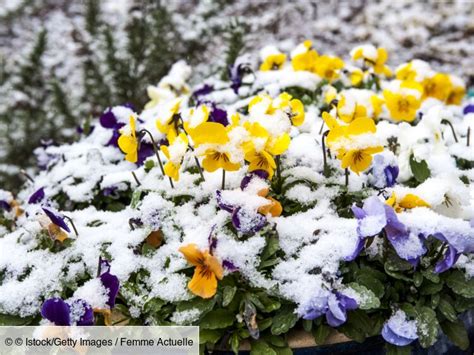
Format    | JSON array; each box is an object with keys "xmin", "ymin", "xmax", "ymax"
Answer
[{"xmin": 0, "ymin": 0, "xmax": 473, "ymax": 191}]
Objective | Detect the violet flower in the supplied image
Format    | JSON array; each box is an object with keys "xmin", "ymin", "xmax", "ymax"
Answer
[
  {"xmin": 42, "ymin": 207, "xmax": 71, "ymax": 233},
  {"xmin": 368, "ymin": 154, "xmax": 399, "ymax": 189},
  {"xmin": 209, "ymin": 106, "xmax": 229, "ymax": 126},
  {"xmin": 240, "ymin": 170, "xmax": 269, "ymax": 190},
  {"xmin": 382, "ymin": 310, "xmax": 418, "ymax": 346},
  {"xmin": 302, "ymin": 292, "xmax": 358, "ymax": 327},
  {"xmin": 351, "ymin": 196, "xmax": 426, "ymax": 265},
  {"xmin": 228, "ymin": 59, "xmax": 252, "ymax": 94},
  {"xmin": 463, "ymin": 104, "xmax": 474, "ymax": 115},
  {"xmin": 0, "ymin": 200, "xmax": 11, "ymax": 211},
  {"xmin": 28, "ymin": 187, "xmax": 45, "ymax": 204},
  {"xmin": 98, "ymin": 258, "xmax": 120, "ymax": 308},
  {"xmin": 193, "ymin": 84, "xmax": 214, "ymax": 98},
  {"xmin": 41, "ymin": 298, "xmax": 94, "ymax": 326},
  {"xmin": 231, "ymin": 207, "xmax": 267, "ymax": 234},
  {"xmin": 432, "ymin": 233, "xmax": 461, "ymax": 273}
]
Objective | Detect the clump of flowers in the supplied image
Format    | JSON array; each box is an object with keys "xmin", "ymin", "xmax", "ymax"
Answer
[{"xmin": 1, "ymin": 40, "xmax": 474, "ymax": 355}]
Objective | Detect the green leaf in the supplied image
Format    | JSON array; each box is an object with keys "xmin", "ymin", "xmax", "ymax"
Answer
[
  {"xmin": 302, "ymin": 319, "xmax": 312, "ymax": 332},
  {"xmin": 420, "ymin": 280, "xmax": 443, "ymax": 295},
  {"xmin": 176, "ymin": 297, "xmax": 215, "ymax": 317},
  {"xmin": 222, "ymin": 286, "xmax": 237, "ymax": 307},
  {"xmin": 200, "ymin": 309, "xmax": 235, "ymax": 330},
  {"xmin": 440, "ymin": 320, "xmax": 469, "ymax": 351},
  {"xmin": 356, "ymin": 273, "xmax": 385, "ymax": 298},
  {"xmin": 437, "ymin": 297, "xmax": 457, "ymax": 322},
  {"xmin": 348, "ymin": 283, "xmax": 380, "ymax": 310},
  {"xmin": 410, "ymin": 154, "xmax": 430, "ymax": 183},
  {"xmin": 256, "ymin": 293, "xmax": 281, "ymax": 313},
  {"xmin": 415, "ymin": 306, "xmax": 439, "ymax": 348},
  {"xmin": 130, "ymin": 189, "xmax": 142, "ymax": 209},
  {"xmin": 270, "ymin": 306, "xmax": 298, "ymax": 335},
  {"xmin": 230, "ymin": 333, "xmax": 240, "ymax": 354},
  {"xmin": 250, "ymin": 340, "xmax": 277, "ymax": 355},
  {"xmin": 445, "ymin": 270, "xmax": 474, "ymax": 298},
  {"xmin": 386, "ymin": 343, "xmax": 412, "ymax": 355},
  {"xmin": 199, "ymin": 329, "xmax": 223, "ymax": 344},
  {"xmin": 0, "ymin": 313, "xmax": 35, "ymax": 325},
  {"xmin": 267, "ymin": 335, "xmax": 286, "ymax": 347},
  {"xmin": 313, "ymin": 324, "xmax": 331, "ymax": 344},
  {"xmin": 273, "ymin": 346, "xmax": 292, "ymax": 355}
]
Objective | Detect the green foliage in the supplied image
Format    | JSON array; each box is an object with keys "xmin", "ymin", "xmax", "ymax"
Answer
[
  {"xmin": 221, "ymin": 19, "xmax": 247, "ymax": 80},
  {"xmin": 409, "ymin": 154, "xmax": 431, "ymax": 184}
]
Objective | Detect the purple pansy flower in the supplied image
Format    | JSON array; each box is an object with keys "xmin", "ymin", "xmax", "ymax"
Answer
[
  {"xmin": 209, "ymin": 106, "xmax": 229, "ymax": 126},
  {"xmin": 432, "ymin": 233, "xmax": 461, "ymax": 273},
  {"xmin": 42, "ymin": 207, "xmax": 71, "ymax": 233},
  {"xmin": 369, "ymin": 154, "xmax": 399, "ymax": 189},
  {"xmin": 231, "ymin": 207, "xmax": 267, "ymax": 234},
  {"xmin": 384, "ymin": 165, "xmax": 399, "ymax": 188},
  {"xmin": 41, "ymin": 298, "xmax": 94, "ymax": 326},
  {"xmin": 193, "ymin": 84, "xmax": 214, "ymax": 97},
  {"xmin": 463, "ymin": 104, "xmax": 474, "ymax": 115},
  {"xmin": 228, "ymin": 59, "xmax": 252, "ymax": 94},
  {"xmin": 222, "ymin": 259, "xmax": 238, "ymax": 272},
  {"xmin": 0, "ymin": 200, "xmax": 11, "ymax": 211},
  {"xmin": 351, "ymin": 197, "xmax": 426, "ymax": 265},
  {"xmin": 28, "ymin": 187, "xmax": 45, "ymax": 204},
  {"xmin": 136, "ymin": 142, "xmax": 155, "ymax": 166},
  {"xmin": 382, "ymin": 310, "xmax": 418, "ymax": 346},
  {"xmin": 98, "ymin": 258, "xmax": 120, "ymax": 308},
  {"xmin": 302, "ymin": 292, "xmax": 358, "ymax": 327},
  {"xmin": 240, "ymin": 170, "xmax": 269, "ymax": 190}
]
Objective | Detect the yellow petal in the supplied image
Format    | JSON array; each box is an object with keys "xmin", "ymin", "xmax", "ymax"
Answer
[
  {"xmin": 203, "ymin": 251, "xmax": 223, "ymax": 280},
  {"xmin": 179, "ymin": 244, "xmax": 204, "ymax": 266},
  {"xmin": 267, "ymin": 133, "xmax": 290, "ymax": 156},
  {"xmin": 188, "ymin": 265, "xmax": 218, "ymax": 299},
  {"xmin": 399, "ymin": 194, "xmax": 430, "ymax": 209},
  {"xmin": 347, "ymin": 117, "xmax": 376, "ymax": 136},
  {"xmin": 191, "ymin": 122, "xmax": 229, "ymax": 146}
]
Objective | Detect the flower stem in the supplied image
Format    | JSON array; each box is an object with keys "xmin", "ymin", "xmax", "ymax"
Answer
[
  {"xmin": 20, "ymin": 169, "xmax": 34, "ymax": 183},
  {"xmin": 321, "ymin": 131, "xmax": 330, "ymax": 177},
  {"xmin": 276, "ymin": 155, "xmax": 283, "ymax": 193},
  {"xmin": 221, "ymin": 169, "xmax": 226, "ymax": 190},
  {"xmin": 441, "ymin": 119, "xmax": 458, "ymax": 143},
  {"xmin": 131, "ymin": 171, "xmax": 141, "ymax": 186},
  {"xmin": 63, "ymin": 215, "xmax": 78, "ymax": 236},
  {"xmin": 467, "ymin": 127, "xmax": 471, "ymax": 147},
  {"xmin": 345, "ymin": 168, "xmax": 349, "ymax": 187},
  {"xmin": 139, "ymin": 129, "xmax": 174, "ymax": 188},
  {"xmin": 187, "ymin": 144, "xmax": 205, "ymax": 180}
]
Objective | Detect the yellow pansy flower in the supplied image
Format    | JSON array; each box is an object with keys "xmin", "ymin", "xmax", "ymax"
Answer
[
  {"xmin": 201, "ymin": 149, "xmax": 241, "ymax": 173},
  {"xmin": 383, "ymin": 81, "xmax": 423, "ymax": 122},
  {"xmin": 257, "ymin": 188, "xmax": 283, "ymax": 217},
  {"xmin": 190, "ymin": 122, "xmax": 230, "ymax": 147},
  {"xmin": 350, "ymin": 68, "xmax": 364, "ymax": 86},
  {"xmin": 337, "ymin": 94, "xmax": 367, "ymax": 123},
  {"xmin": 422, "ymin": 73, "xmax": 452, "ymax": 101},
  {"xmin": 314, "ymin": 55, "xmax": 344, "ymax": 81},
  {"xmin": 351, "ymin": 46, "xmax": 392, "ymax": 76},
  {"xmin": 260, "ymin": 53, "xmax": 287, "ymax": 71},
  {"xmin": 244, "ymin": 122, "xmax": 290, "ymax": 178},
  {"xmin": 370, "ymin": 95, "xmax": 385, "ymax": 119},
  {"xmin": 160, "ymin": 132, "xmax": 189, "ymax": 181},
  {"xmin": 117, "ymin": 115, "xmax": 138, "ymax": 163},
  {"xmin": 386, "ymin": 192, "xmax": 430, "ymax": 213},
  {"xmin": 155, "ymin": 98, "xmax": 182, "ymax": 139},
  {"xmin": 179, "ymin": 244, "xmax": 223, "ymax": 299},
  {"xmin": 446, "ymin": 82, "xmax": 466, "ymax": 105},
  {"xmin": 396, "ymin": 62, "xmax": 417, "ymax": 81},
  {"xmin": 273, "ymin": 92, "xmax": 305, "ymax": 126},
  {"xmin": 323, "ymin": 113, "xmax": 383, "ymax": 174},
  {"xmin": 183, "ymin": 104, "xmax": 210, "ymax": 135},
  {"xmin": 324, "ymin": 86, "xmax": 338, "ymax": 104},
  {"xmin": 248, "ymin": 93, "xmax": 278, "ymax": 115},
  {"xmin": 291, "ymin": 40, "xmax": 319, "ymax": 72}
]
